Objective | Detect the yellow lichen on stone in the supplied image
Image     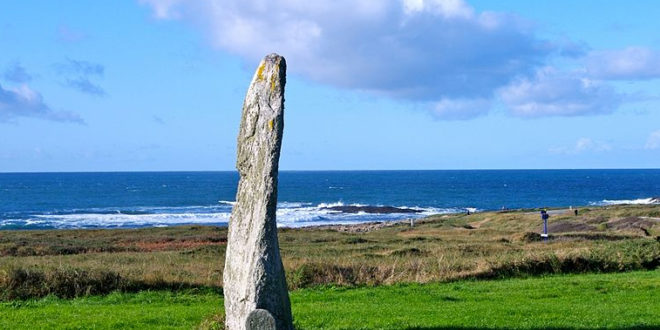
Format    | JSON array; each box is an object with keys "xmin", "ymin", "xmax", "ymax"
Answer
[
  {"xmin": 270, "ymin": 63, "xmax": 279, "ymax": 92},
  {"xmin": 268, "ymin": 119, "xmax": 274, "ymax": 131},
  {"xmin": 256, "ymin": 62, "xmax": 265, "ymax": 81}
]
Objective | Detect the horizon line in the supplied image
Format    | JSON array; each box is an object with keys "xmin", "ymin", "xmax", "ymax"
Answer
[{"xmin": 1, "ymin": 167, "xmax": 660, "ymax": 174}]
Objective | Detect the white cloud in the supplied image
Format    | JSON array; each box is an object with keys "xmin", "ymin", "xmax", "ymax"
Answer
[
  {"xmin": 0, "ymin": 83, "xmax": 83, "ymax": 123},
  {"xmin": 402, "ymin": 0, "xmax": 474, "ymax": 19},
  {"xmin": 141, "ymin": 0, "xmax": 649, "ymax": 120},
  {"xmin": 549, "ymin": 138, "xmax": 611, "ymax": 155},
  {"xmin": 430, "ymin": 98, "xmax": 491, "ymax": 120},
  {"xmin": 498, "ymin": 67, "xmax": 621, "ymax": 117},
  {"xmin": 586, "ymin": 47, "xmax": 660, "ymax": 80},
  {"xmin": 645, "ymin": 130, "xmax": 660, "ymax": 150},
  {"xmin": 140, "ymin": 0, "xmax": 551, "ymax": 103}
]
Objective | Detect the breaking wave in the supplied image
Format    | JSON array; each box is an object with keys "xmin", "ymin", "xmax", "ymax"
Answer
[
  {"xmin": 0, "ymin": 201, "xmax": 473, "ymax": 229},
  {"xmin": 589, "ymin": 197, "xmax": 660, "ymax": 206}
]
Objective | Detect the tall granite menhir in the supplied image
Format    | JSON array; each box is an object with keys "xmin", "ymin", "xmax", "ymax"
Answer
[{"xmin": 223, "ymin": 54, "xmax": 293, "ymax": 330}]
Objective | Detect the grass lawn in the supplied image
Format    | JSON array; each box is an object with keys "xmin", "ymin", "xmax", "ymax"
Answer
[
  {"xmin": 0, "ymin": 290, "xmax": 222, "ymax": 329},
  {"xmin": 1, "ymin": 270, "xmax": 658, "ymax": 329},
  {"xmin": 292, "ymin": 270, "xmax": 660, "ymax": 329}
]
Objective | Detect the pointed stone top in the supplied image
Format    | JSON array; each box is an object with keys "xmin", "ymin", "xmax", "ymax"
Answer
[
  {"xmin": 250, "ymin": 54, "xmax": 286, "ymax": 94},
  {"xmin": 265, "ymin": 53, "xmax": 283, "ymax": 60}
]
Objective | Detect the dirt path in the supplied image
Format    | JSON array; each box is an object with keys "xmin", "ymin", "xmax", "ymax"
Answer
[{"xmin": 469, "ymin": 217, "xmax": 491, "ymax": 229}]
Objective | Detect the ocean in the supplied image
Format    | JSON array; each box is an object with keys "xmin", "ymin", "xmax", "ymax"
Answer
[{"xmin": 0, "ymin": 170, "xmax": 659, "ymax": 230}]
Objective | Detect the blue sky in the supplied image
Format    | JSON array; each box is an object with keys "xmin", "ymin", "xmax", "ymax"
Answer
[{"xmin": 1, "ymin": 0, "xmax": 659, "ymax": 172}]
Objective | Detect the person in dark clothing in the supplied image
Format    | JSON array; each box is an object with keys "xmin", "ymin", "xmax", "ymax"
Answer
[{"xmin": 541, "ymin": 209, "xmax": 549, "ymax": 240}]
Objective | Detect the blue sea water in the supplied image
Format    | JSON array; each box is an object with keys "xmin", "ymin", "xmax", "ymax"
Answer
[{"xmin": 0, "ymin": 170, "xmax": 659, "ymax": 229}]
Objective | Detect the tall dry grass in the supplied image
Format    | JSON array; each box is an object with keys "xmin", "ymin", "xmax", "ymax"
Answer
[{"xmin": 1, "ymin": 204, "xmax": 658, "ymax": 299}]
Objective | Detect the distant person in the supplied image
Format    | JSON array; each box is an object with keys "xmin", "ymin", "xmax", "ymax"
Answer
[
  {"xmin": 574, "ymin": 209, "xmax": 578, "ymax": 216},
  {"xmin": 541, "ymin": 209, "xmax": 550, "ymax": 240}
]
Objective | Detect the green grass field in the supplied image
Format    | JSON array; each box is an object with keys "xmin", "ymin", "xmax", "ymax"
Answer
[
  {"xmin": 1, "ymin": 204, "xmax": 658, "ymax": 328},
  {"xmin": 2, "ymin": 270, "xmax": 658, "ymax": 329}
]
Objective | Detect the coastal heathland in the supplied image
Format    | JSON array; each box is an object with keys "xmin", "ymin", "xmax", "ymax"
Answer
[{"xmin": 1, "ymin": 204, "xmax": 658, "ymax": 299}]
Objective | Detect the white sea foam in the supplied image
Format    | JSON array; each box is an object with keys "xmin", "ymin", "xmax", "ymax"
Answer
[
  {"xmin": 591, "ymin": 198, "xmax": 659, "ymax": 206},
  {"xmin": 279, "ymin": 202, "xmax": 311, "ymax": 208},
  {"xmin": 7, "ymin": 201, "xmax": 467, "ymax": 229},
  {"xmin": 317, "ymin": 201, "xmax": 344, "ymax": 208},
  {"xmin": 32, "ymin": 212, "xmax": 231, "ymax": 229}
]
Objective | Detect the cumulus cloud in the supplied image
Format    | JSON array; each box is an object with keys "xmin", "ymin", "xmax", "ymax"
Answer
[
  {"xmin": 498, "ymin": 67, "xmax": 621, "ymax": 117},
  {"xmin": 55, "ymin": 58, "xmax": 106, "ymax": 96},
  {"xmin": 140, "ymin": 0, "xmax": 646, "ymax": 120},
  {"xmin": 402, "ymin": 0, "xmax": 474, "ymax": 18},
  {"xmin": 645, "ymin": 130, "xmax": 660, "ymax": 150},
  {"xmin": 0, "ymin": 83, "xmax": 83, "ymax": 123},
  {"xmin": 3, "ymin": 62, "xmax": 32, "ymax": 83},
  {"xmin": 140, "ymin": 0, "xmax": 551, "ymax": 102},
  {"xmin": 549, "ymin": 138, "xmax": 611, "ymax": 155},
  {"xmin": 586, "ymin": 47, "xmax": 660, "ymax": 80}
]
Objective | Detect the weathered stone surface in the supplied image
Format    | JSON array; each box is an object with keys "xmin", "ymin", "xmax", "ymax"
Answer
[
  {"xmin": 223, "ymin": 54, "xmax": 293, "ymax": 330},
  {"xmin": 246, "ymin": 309, "xmax": 276, "ymax": 330}
]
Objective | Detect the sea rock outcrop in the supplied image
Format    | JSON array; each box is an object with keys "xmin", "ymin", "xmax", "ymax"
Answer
[
  {"xmin": 321, "ymin": 205, "xmax": 422, "ymax": 214},
  {"xmin": 223, "ymin": 54, "xmax": 293, "ymax": 330}
]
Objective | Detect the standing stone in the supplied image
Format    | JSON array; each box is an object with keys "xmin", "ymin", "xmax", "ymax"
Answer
[{"xmin": 224, "ymin": 54, "xmax": 293, "ymax": 330}]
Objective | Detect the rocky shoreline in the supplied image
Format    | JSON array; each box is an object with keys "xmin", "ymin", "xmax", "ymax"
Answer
[
  {"xmin": 320, "ymin": 205, "xmax": 422, "ymax": 214},
  {"xmin": 301, "ymin": 217, "xmax": 428, "ymax": 233}
]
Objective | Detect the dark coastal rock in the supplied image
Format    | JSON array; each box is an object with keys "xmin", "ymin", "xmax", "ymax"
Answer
[
  {"xmin": 322, "ymin": 205, "xmax": 422, "ymax": 214},
  {"xmin": 651, "ymin": 197, "xmax": 660, "ymax": 203},
  {"xmin": 223, "ymin": 54, "xmax": 293, "ymax": 330},
  {"xmin": 548, "ymin": 221, "xmax": 596, "ymax": 233},
  {"xmin": 606, "ymin": 217, "xmax": 654, "ymax": 234}
]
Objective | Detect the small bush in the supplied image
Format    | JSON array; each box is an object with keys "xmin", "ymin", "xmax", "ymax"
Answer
[
  {"xmin": 476, "ymin": 249, "xmax": 659, "ymax": 280},
  {"xmin": 286, "ymin": 263, "xmax": 379, "ymax": 289},
  {"xmin": 48, "ymin": 268, "xmax": 121, "ymax": 299},
  {"xmin": 0, "ymin": 266, "xmax": 220, "ymax": 300},
  {"xmin": 516, "ymin": 232, "xmax": 543, "ymax": 242},
  {"xmin": 0, "ymin": 267, "xmax": 121, "ymax": 300}
]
